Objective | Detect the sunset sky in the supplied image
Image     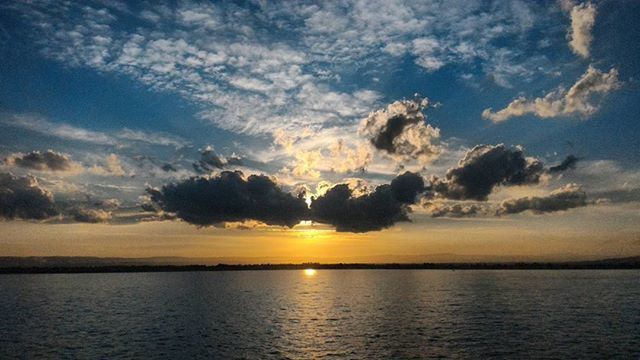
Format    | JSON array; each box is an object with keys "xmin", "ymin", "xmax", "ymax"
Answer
[{"xmin": 0, "ymin": 0, "xmax": 639, "ymax": 262}]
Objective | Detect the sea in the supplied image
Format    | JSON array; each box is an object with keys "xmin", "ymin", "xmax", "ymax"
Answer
[{"xmin": 0, "ymin": 270, "xmax": 638, "ymax": 359}]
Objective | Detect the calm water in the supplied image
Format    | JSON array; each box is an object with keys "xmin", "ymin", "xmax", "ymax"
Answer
[{"xmin": 0, "ymin": 270, "xmax": 639, "ymax": 359}]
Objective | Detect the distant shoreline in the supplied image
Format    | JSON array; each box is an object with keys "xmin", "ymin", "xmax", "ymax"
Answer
[{"xmin": 2, "ymin": 258, "xmax": 640, "ymax": 274}]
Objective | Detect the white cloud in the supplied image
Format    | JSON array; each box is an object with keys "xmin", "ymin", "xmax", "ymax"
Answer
[
  {"xmin": 6, "ymin": 0, "xmax": 564, "ymax": 145},
  {"xmin": 89, "ymin": 154, "xmax": 129, "ymax": 177},
  {"xmin": 568, "ymin": 2, "xmax": 596, "ymax": 58},
  {"xmin": 483, "ymin": 66, "xmax": 620, "ymax": 123}
]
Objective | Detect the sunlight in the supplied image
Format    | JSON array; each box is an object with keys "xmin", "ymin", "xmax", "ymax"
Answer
[{"xmin": 304, "ymin": 268, "xmax": 317, "ymax": 276}]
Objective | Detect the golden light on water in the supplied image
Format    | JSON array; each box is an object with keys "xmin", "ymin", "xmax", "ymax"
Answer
[{"xmin": 304, "ymin": 268, "xmax": 317, "ymax": 276}]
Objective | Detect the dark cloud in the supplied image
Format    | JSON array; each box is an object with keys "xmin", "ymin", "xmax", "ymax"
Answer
[
  {"xmin": 0, "ymin": 173, "xmax": 57, "ymax": 220},
  {"xmin": 371, "ymin": 114, "xmax": 417, "ymax": 153},
  {"xmin": 147, "ymin": 171, "xmax": 308, "ymax": 227},
  {"xmin": 359, "ymin": 98, "xmax": 441, "ymax": 164},
  {"xmin": 497, "ymin": 184, "xmax": 587, "ymax": 215},
  {"xmin": 431, "ymin": 144, "xmax": 544, "ymax": 201},
  {"xmin": 310, "ymin": 172, "xmax": 424, "ymax": 232},
  {"xmin": 549, "ymin": 155, "xmax": 580, "ymax": 173},
  {"xmin": 193, "ymin": 146, "xmax": 243, "ymax": 173},
  {"xmin": 3, "ymin": 150, "xmax": 79, "ymax": 172},
  {"xmin": 390, "ymin": 171, "xmax": 426, "ymax": 203},
  {"xmin": 161, "ymin": 163, "xmax": 177, "ymax": 172}
]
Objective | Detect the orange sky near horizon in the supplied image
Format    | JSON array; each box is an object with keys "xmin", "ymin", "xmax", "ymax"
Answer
[{"xmin": 2, "ymin": 203, "xmax": 638, "ymax": 262}]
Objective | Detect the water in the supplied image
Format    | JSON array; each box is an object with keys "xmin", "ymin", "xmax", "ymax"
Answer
[{"xmin": 1, "ymin": 270, "xmax": 639, "ymax": 359}]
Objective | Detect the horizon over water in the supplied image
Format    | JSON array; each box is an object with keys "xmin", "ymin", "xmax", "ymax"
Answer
[{"xmin": 1, "ymin": 270, "xmax": 639, "ymax": 358}]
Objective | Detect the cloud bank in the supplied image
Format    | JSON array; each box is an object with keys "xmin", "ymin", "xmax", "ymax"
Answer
[
  {"xmin": 147, "ymin": 171, "xmax": 308, "ymax": 227},
  {"xmin": 497, "ymin": 183, "xmax": 587, "ymax": 215},
  {"xmin": 3, "ymin": 150, "xmax": 81, "ymax": 173}
]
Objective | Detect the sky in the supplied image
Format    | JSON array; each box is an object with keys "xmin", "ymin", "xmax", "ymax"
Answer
[{"xmin": 0, "ymin": 0, "xmax": 639, "ymax": 262}]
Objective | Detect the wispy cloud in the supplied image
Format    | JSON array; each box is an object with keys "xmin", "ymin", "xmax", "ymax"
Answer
[
  {"xmin": 2, "ymin": 113, "xmax": 188, "ymax": 149},
  {"xmin": 482, "ymin": 66, "xmax": 620, "ymax": 122}
]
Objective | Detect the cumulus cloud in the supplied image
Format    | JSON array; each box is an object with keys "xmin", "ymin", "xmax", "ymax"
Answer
[
  {"xmin": 89, "ymin": 154, "xmax": 129, "ymax": 177},
  {"xmin": 497, "ymin": 183, "xmax": 587, "ymax": 215},
  {"xmin": 430, "ymin": 144, "xmax": 544, "ymax": 201},
  {"xmin": 193, "ymin": 146, "xmax": 242, "ymax": 173},
  {"xmin": 310, "ymin": 172, "xmax": 424, "ymax": 232},
  {"xmin": 147, "ymin": 171, "xmax": 308, "ymax": 227},
  {"xmin": 549, "ymin": 155, "xmax": 580, "ymax": 173},
  {"xmin": 359, "ymin": 97, "xmax": 441, "ymax": 164},
  {"xmin": 483, "ymin": 66, "xmax": 620, "ymax": 123},
  {"xmin": 3, "ymin": 150, "xmax": 82, "ymax": 174},
  {"xmin": 567, "ymin": 2, "xmax": 596, "ymax": 58},
  {"xmin": 328, "ymin": 140, "xmax": 371, "ymax": 174},
  {"xmin": 0, "ymin": 173, "xmax": 57, "ymax": 220}
]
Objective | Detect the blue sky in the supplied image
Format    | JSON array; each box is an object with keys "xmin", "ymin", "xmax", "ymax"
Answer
[{"xmin": 0, "ymin": 0, "xmax": 639, "ymax": 259}]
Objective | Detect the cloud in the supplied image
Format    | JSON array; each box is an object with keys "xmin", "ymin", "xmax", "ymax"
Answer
[
  {"xmin": 421, "ymin": 200, "xmax": 485, "ymax": 218},
  {"xmin": 193, "ymin": 146, "xmax": 243, "ymax": 173},
  {"xmin": 2, "ymin": 113, "xmax": 188, "ymax": 148},
  {"xmin": 147, "ymin": 171, "xmax": 308, "ymax": 227},
  {"xmin": 116, "ymin": 128, "xmax": 188, "ymax": 149},
  {"xmin": 497, "ymin": 183, "xmax": 587, "ymax": 215},
  {"xmin": 8, "ymin": 0, "xmax": 554, "ymax": 143},
  {"xmin": 359, "ymin": 97, "xmax": 441, "ymax": 164},
  {"xmin": 69, "ymin": 208, "xmax": 112, "ymax": 223},
  {"xmin": 3, "ymin": 150, "xmax": 82, "ymax": 174},
  {"xmin": 430, "ymin": 144, "xmax": 544, "ymax": 201},
  {"xmin": 161, "ymin": 164, "xmax": 177, "ymax": 172},
  {"xmin": 89, "ymin": 154, "xmax": 129, "ymax": 177},
  {"xmin": 328, "ymin": 140, "xmax": 371, "ymax": 174},
  {"xmin": 310, "ymin": 171, "xmax": 424, "ymax": 232},
  {"xmin": 4, "ymin": 114, "xmax": 115, "ymax": 145},
  {"xmin": 549, "ymin": 155, "xmax": 580, "ymax": 173},
  {"xmin": 568, "ymin": 2, "xmax": 596, "ymax": 58},
  {"xmin": 0, "ymin": 173, "xmax": 57, "ymax": 220},
  {"xmin": 483, "ymin": 66, "xmax": 620, "ymax": 122}
]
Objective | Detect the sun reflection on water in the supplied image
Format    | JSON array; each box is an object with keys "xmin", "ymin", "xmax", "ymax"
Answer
[{"xmin": 304, "ymin": 268, "xmax": 317, "ymax": 276}]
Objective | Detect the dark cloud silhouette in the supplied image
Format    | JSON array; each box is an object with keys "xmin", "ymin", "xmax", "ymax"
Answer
[
  {"xmin": 193, "ymin": 146, "xmax": 243, "ymax": 173},
  {"xmin": 310, "ymin": 172, "xmax": 424, "ymax": 232},
  {"xmin": 549, "ymin": 155, "xmax": 580, "ymax": 173},
  {"xmin": 3, "ymin": 150, "xmax": 79, "ymax": 172},
  {"xmin": 371, "ymin": 114, "xmax": 416, "ymax": 153},
  {"xmin": 431, "ymin": 144, "xmax": 544, "ymax": 201},
  {"xmin": 0, "ymin": 173, "xmax": 57, "ymax": 220},
  {"xmin": 497, "ymin": 184, "xmax": 587, "ymax": 215},
  {"xmin": 147, "ymin": 171, "xmax": 308, "ymax": 227}
]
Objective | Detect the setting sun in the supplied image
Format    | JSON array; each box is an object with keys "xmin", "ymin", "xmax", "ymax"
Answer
[{"xmin": 304, "ymin": 268, "xmax": 317, "ymax": 276}]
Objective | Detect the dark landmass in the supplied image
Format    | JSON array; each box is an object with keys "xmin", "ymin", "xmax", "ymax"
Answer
[{"xmin": 0, "ymin": 256, "xmax": 639, "ymax": 274}]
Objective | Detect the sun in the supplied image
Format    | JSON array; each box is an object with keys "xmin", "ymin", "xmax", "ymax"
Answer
[{"xmin": 304, "ymin": 268, "xmax": 317, "ymax": 276}]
